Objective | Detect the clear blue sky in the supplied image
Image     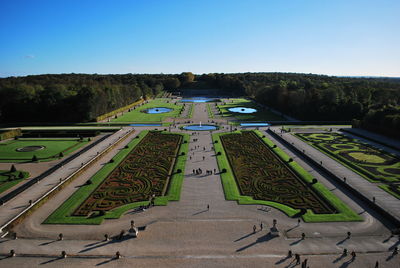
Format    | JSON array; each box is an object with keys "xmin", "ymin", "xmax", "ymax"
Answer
[{"xmin": 1, "ymin": 0, "xmax": 399, "ymax": 77}]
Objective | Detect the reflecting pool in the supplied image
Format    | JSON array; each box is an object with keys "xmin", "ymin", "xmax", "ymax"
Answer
[
  {"xmin": 144, "ymin": 107, "xmax": 173, "ymax": 114},
  {"xmin": 182, "ymin": 124, "xmax": 218, "ymax": 131}
]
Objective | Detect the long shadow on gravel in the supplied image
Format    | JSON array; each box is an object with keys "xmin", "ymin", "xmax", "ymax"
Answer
[{"xmin": 236, "ymin": 232, "xmax": 277, "ymax": 252}]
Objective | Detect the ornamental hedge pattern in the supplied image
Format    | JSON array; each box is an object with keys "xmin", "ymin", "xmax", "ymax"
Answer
[
  {"xmin": 296, "ymin": 133, "xmax": 400, "ymax": 183},
  {"xmin": 73, "ymin": 131, "xmax": 182, "ymax": 216},
  {"xmin": 220, "ymin": 131, "xmax": 335, "ymax": 214}
]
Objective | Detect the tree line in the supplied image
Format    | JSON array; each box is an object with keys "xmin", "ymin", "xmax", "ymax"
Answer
[
  {"xmin": 197, "ymin": 73, "xmax": 400, "ymax": 137},
  {"xmin": 0, "ymin": 72, "xmax": 398, "ymax": 137},
  {"xmin": 0, "ymin": 73, "xmax": 193, "ymax": 123}
]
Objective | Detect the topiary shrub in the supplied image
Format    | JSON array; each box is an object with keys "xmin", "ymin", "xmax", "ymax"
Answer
[
  {"xmin": 221, "ymin": 168, "xmax": 227, "ymax": 173},
  {"xmin": 59, "ymin": 152, "xmax": 64, "ymax": 158},
  {"xmin": 109, "ymin": 159, "xmax": 115, "ymax": 163},
  {"xmin": 86, "ymin": 180, "xmax": 92, "ymax": 185},
  {"xmin": 214, "ymin": 140, "xmax": 218, "ymax": 143},
  {"xmin": 32, "ymin": 155, "xmax": 38, "ymax": 162},
  {"xmin": 124, "ymin": 145, "xmax": 129, "ymax": 149},
  {"xmin": 18, "ymin": 172, "xmax": 24, "ymax": 179},
  {"xmin": 181, "ymin": 152, "xmax": 185, "ymax": 156},
  {"xmin": 176, "ymin": 169, "xmax": 182, "ymax": 173},
  {"xmin": 10, "ymin": 165, "xmax": 16, "ymax": 172},
  {"xmin": 217, "ymin": 152, "xmax": 221, "ymax": 156},
  {"xmin": 288, "ymin": 158, "xmax": 293, "ymax": 163}
]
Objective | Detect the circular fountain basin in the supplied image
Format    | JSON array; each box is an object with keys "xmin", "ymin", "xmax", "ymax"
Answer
[
  {"xmin": 182, "ymin": 124, "xmax": 218, "ymax": 131},
  {"xmin": 144, "ymin": 107, "xmax": 173, "ymax": 114},
  {"xmin": 228, "ymin": 107, "xmax": 257, "ymax": 113},
  {"xmin": 16, "ymin": 145, "xmax": 45, "ymax": 152}
]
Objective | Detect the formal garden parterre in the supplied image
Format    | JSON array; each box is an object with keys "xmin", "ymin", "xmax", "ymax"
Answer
[
  {"xmin": 213, "ymin": 130, "xmax": 361, "ymax": 222},
  {"xmin": 44, "ymin": 130, "xmax": 188, "ymax": 224},
  {"xmin": 295, "ymin": 133, "xmax": 400, "ymax": 184}
]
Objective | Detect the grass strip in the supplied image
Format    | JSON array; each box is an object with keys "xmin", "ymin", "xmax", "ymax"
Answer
[{"xmin": 206, "ymin": 103, "xmax": 214, "ymax": 119}]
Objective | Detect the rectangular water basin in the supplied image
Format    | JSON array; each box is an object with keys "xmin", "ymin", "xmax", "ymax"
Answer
[{"xmin": 240, "ymin": 123, "xmax": 270, "ymax": 127}]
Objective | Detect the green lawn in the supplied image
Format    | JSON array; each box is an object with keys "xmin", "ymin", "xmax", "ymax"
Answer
[
  {"xmin": 44, "ymin": 130, "xmax": 189, "ymax": 225},
  {"xmin": 212, "ymin": 130, "xmax": 362, "ymax": 222},
  {"xmin": 217, "ymin": 98, "xmax": 286, "ymax": 123},
  {"xmin": 0, "ymin": 138, "xmax": 89, "ymax": 162},
  {"xmin": 0, "ymin": 170, "xmax": 30, "ymax": 194},
  {"xmin": 112, "ymin": 99, "xmax": 184, "ymax": 123},
  {"xmin": 207, "ymin": 103, "xmax": 214, "ymax": 118}
]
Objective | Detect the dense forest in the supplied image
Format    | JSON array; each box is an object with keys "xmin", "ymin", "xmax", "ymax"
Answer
[
  {"xmin": 0, "ymin": 73, "xmax": 191, "ymax": 123},
  {"xmin": 0, "ymin": 72, "xmax": 399, "ymax": 137},
  {"xmin": 198, "ymin": 73, "xmax": 400, "ymax": 137}
]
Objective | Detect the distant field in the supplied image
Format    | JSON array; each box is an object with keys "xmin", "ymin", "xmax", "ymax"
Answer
[
  {"xmin": 112, "ymin": 99, "xmax": 184, "ymax": 122},
  {"xmin": 0, "ymin": 138, "xmax": 89, "ymax": 162},
  {"xmin": 217, "ymin": 98, "xmax": 285, "ymax": 123}
]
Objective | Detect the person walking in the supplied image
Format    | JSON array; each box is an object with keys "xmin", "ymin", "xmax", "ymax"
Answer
[
  {"xmin": 253, "ymin": 225, "xmax": 257, "ymax": 233},
  {"xmin": 260, "ymin": 222, "xmax": 263, "ymax": 231},
  {"xmin": 295, "ymin": 254, "xmax": 300, "ymax": 265},
  {"xmin": 351, "ymin": 251, "xmax": 356, "ymax": 261}
]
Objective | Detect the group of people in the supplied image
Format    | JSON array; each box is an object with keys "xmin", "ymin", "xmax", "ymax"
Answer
[
  {"xmin": 193, "ymin": 168, "xmax": 203, "ymax": 175},
  {"xmin": 192, "ymin": 168, "xmax": 217, "ymax": 176}
]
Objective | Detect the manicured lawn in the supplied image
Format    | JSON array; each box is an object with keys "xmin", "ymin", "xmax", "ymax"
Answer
[
  {"xmin": 295, "ymin": 133, "xmax": 400, "ymax": 183},
  {"xmin": 0, "ymin": 138, "xmax": 89, "ymax": 162},
  {"xmin": 0, "ymin": 170, "xmax": 30, "ymax": 194},
  {"xmin": 44, "ymin": 130, "xmax": 189, "ymax": 225},
  {"xmin": 212, "ymin": 130, "xmax": 361, "ymax": 222},
  {"xmin": 112, "ymin": 99, "xmax": 184, "ymax": 123},
  {"xmin": 207, "ymin": 103, "xmax": 214, "ymax": 118},
  {"xmin": 217, "ymin": 98, "xmax": 286, "ymax": 123}
]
